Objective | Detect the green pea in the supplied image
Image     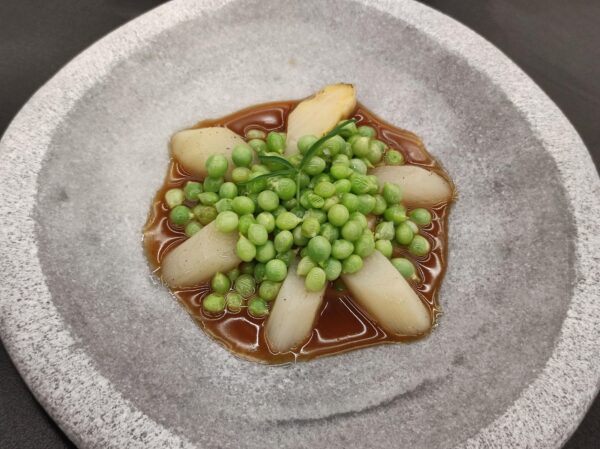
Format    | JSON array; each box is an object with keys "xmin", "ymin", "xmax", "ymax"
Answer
[
  {"xmin": 204, "ymin": 154, "xmax": 227, "ymax": 178},
  {"xmin": 349, "ymin": 174, "xmax": 371, "ymax": 195},
  {"xmin": 341, "ymin": 220, "xmax": 363, "ymax": 242},
  {"xmin": 375, "ymin": 221, "xmax": 395, "ymax": 240},
  {"xmin": 323, "ymin": 258, "xmax": 342, "ymax": 281},
  {"xmin": 354, "ymin": 232, "xmax": 375, "ymax": 257},
  {"xmin": 299, "ymin": 189, "xmax": 311, "ymax": 209},
  {"xmin": 367, "ymin": 140, "xmax": 385, "ymax": 164},
  {"xmin": 169, "ymin": 205, "xmax": 193, "ymax": 226},
  {"xmin": 305, "ymin": 267, "xmax": 327, "ymax": 292},
  {"xmin": 297, "ymin": 135, "xmax": 318, "ymax": 154},
  {"xmin": 203, "ymin": 176, "xmax": 224, "ymax": 193},
  {"xmin": 265, "ymin": 259, "xmax": 288, "ymax": 282},
  {"xmin": 272, "ymin": 205, "xmax": 287, "ymax": 217},
  {"xmin": 234, "ymin": 274, "xmax": 256, "ymax": 297},
  {"xmin": 226, "ymin": 291, "xmax": 244, "ymax": 313},
  {"xmin": 320, "ymin": 222, "xmax": 340, "ymax": 243},
  {"xmin": 384, "ymin": 204, "xmax": 407, "ymax": 224},
  {"xmin": 231, "ymin": 167, "xmax": 251, "ymax": 183},
  {"xmin": 248, "ymin": 297, "xmax": 269, "ymax": 317},
  {"xmin": 257, "ymin": 190, "xmax": 279, "ymax": 211},
  {"xmin": 296, "ymin": 256, "xmax": 316, "ymax": 276},
  {"xmin": 247, "ymin": 223, "xmax": 268, "ymax": 246},
  {"xmin": 259, "ymin": 280, "xmax": 281, "ymax": 301},
  {"xmin": 352, "ymin": 136, "xmax": 371, "ymax": 158},
  {"xmin": 333, "ymin": 153, "xmax": 350, "ymax": 165},
  {"xmin": 367, "ymin": 175, "xmax": 380, "ymax": 194},
  {"xmin": 323, "ymin": 196, "xmax": 340, "ymax": 212},
  {"xmin": 395, "ymin": 222, "xmax": 414, "ymax": 245},
  {"xmin": 256, "ymin": 241, "xmax": 276, "ymax": 263},
  {"xmin": 273, "ymin": 178, "xmax": 297, "ymax": 200},
  {"xmin": 232, "ymin": 143, "xmax": 253, "ymax": 167},
  {"xmin": 238, "ymin": 214, "xmax": 256, "ymax": 235},
  {"xmin": 342, "ymin": 254, "xmax": 363, "ymax": 274},
  {"xmin": 347, "ymin": 134, "xmax": 361, "ymax": 145},
  {"xmin": 274, "ymin": 230, "xmax": 293, "ymax": 252},
  {"xmin": 332, "ymin": 239, "xmax": 354, "ymax": 259},
  {"xmin": 358, "ymin": 125, "xmax": 376, "ymax": 138},
  {"xmin": 322, "ymin": 135, "xmax": 346, "ymax": 157},
  {"xmin": 307, "ymin": 236, "xmax": 332, "ymax": 263},
  {"xmin": 340, "ymin": 141, "xmax": 353, "ymax": 157},
  {"xmin": 254, "ymin": 262, "xmax": 266, "ymax": 282},
  {"xmin": 314, "ymin": 182, "xmax": 336, "ymax": 199},
  {"xmin": 276, "ymin": 250, "xmax": 294, "ymax": 266},
  {"xmin": 303, "ymin": 156, "xmax": 326, "ymax": 176},
  {"xmin": 276, "ymin": 211, "xmax": 302, "ymax": 230},
  {"xmin": 350, "ymin": 158, "xmax": 368, "ymax": 175},
  {"xmin": 211, "ymin": 272, "xmax": 231, "ymax": 294},
  {"xmin": 165, "ymin": 188, "xmax": 185, "ymax": 209},
  {"xmin": 325, "ymin": 204, "xmax": 348, "ymax": 227},
  {"xmin": 248, "ymin": 138, "xmax": 267, "ymax": 153},
  {"xmin": 239, "ymin": 262, "xmax": 255, "ymax": 275},
  {"xmin": 246, "ymin": 129, "xmax": 266, "ymax": 140},
  {"xmin": 256, "ymin": 212, "xmax": 275, "ymax": 233},
  {"xmin": 330, "ymin": 164, "xmax": 353, "ymax": 180},
  {"xmin": 409, "ymin": 208, "xmax": 432, "ymax": 226},
  {"xmin": 282, "ymin": 198, "xmax": 298, "ymax": 210},
  {"xmin": 236, "ymin": 235, "xmax": 256, "ymax": 262},
  {"xmin": 184, "ymin": 221, "xmax": 203, "ymax": 237},
  {"xmin": 203, "ymin": 293, "xmax": 226, "ymax": 314},
  {"xmin": 215, "ymin": 211, "xmax": 239, "ymax": 233},
  {"xmin": 406, "ymin": 220, "xmax": 419, "ymax": 234},
  {"xmin": 307, "ymin": 193, "xmax": 325, "ymax": 209},
  {"xmin": 266, "ymin": 131, "xmax": 286, "ymax": 153},
  {"xmin": 227, "ymin": 267, "xmax": 240, "ymax": 283},
  {"xmin": 341, "ymin": 193, "xmax": 360, "ymax": 212},
  {"xmin": 293, "ymin": 225, "xmax": 309, "ymax": 247},
  {"xmin": 357, "ymin": 194, "xmax": 376, "ymax": 214},
  {"xmin": 335, "ymin": 179, "xmax": 352, "ymax": 195},
  {"xmin": 375, "ymin": 239, "xmax": 393, "ymax": 258},
  {"xmin": 301, "ymin": 217, "xmax": 321, "ymax": 238},
  {"xmin": 384, "ymin": 149, "xmax": 405, "ymax": 165},
  {"xmin": 219, "ymin": 182, "xmax": 238, "ymax": 199},
  {"xmin": 183, "ymin": 182, "xmax": 203, "ymax": 202},
  {"xmin": 383, "ymin": 182, "xmax": 402, "ymax": 205},
  {"xmin": 246, "ymin": 174, "xmax": 268, "ymax": 194},
  {"xmin": 297, "ymin": 172, "xmax": 311, "ymax": 188},
  {"xmin": 349, "ymin": 212, "xmax": 368, "ymax": 229},
  {"xmin": 337, "ymin": 120, "xmax": 358, "ymax": 138},
  {"xmin": 289, "ymin": 154, "xmax": 303, "ymax": 167},
  {"xmin": 232, "ymin": 196, "xmax": 255, "ymax": 215},
  {"xmin": 306, "ymin": 209, "xmax": 328, "ymax": 224},
  {"xmin": 408, "ymin": 235, "xmax": 431, "ymax": 257},
  {"xmin": 391, "ymin": 258, "xmax": 418, "ymax": 280},
  {"xmin": 198, "ymin": 191, "xmax": 219, "ymax": 206},
  {"xmin": 215, "ymin": 198, "xmax": 233, "ymax": 213},
  {"xmin": 372, "ymin": 194, "xmax": 387, "ymax": 215}
]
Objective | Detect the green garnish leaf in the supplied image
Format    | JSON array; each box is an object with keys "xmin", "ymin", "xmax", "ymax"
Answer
[
  {"xmin": 238, "ymin": 169, "xmax": 296, "ymax": 186},
  {"xmin": 258, "ymin": 154, "xmax": 296, "ymax": 170}
]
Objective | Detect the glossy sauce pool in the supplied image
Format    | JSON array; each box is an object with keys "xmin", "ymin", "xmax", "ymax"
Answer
[{"xmin": 143, "ymin": 100, "xmax": 453, "ymax": 364}]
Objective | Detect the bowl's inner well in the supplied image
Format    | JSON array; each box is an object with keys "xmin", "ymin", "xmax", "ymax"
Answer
[{"xmin": 34, "ymin": 1, "xmax": 575, "ymax": 448}]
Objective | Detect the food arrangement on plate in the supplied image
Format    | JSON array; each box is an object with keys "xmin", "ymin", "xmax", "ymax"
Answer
[{"xmin": 144, "ymin": 84, "xmax": 455, "ymax": 363}]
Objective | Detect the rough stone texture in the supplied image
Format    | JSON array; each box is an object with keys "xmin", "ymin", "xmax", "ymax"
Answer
[{"xmin": 0, "ymin": 1, "xmax": 598, "ymax": 448}]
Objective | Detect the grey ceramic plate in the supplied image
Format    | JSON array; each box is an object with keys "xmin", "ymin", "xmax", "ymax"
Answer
[{"xmin": 1, "ymin": 0, "xmax": 599, "ymax": 448}]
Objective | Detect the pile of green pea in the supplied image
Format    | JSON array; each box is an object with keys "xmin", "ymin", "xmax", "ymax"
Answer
[{"xmin": 163, "ymin": 122, "xmax": 433, "ymax": 316}]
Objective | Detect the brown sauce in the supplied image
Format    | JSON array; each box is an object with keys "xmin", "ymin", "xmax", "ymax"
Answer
[{"xmin": 143, "ymin": 100, "xmax": 453, "ymax": 364}]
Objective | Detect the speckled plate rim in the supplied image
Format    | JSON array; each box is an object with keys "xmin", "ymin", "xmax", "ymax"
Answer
[{"xmin": 0, "ymin": 0, "xmax": 598, "ymax": 448}]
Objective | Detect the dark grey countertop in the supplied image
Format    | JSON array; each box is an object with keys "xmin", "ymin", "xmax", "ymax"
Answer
[{"xmin": 0, "ymin": 1, "xmax": 598, "ymax": 447}]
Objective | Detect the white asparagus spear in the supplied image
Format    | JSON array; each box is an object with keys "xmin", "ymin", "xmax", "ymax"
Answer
[
  {"xmin": 370, "ymin": 165, "xmax": 453, "ymax": 207},
  {"xmin": 171, "ymin": 127, "xmax": 245, "ymax": 179},
  {"xmin": 265, "ymin": 263, "xmax": 326, "ymax": 353},
  {"xmin": 342, "ymin": 251, "xmax": 431, "ymax": 336},
  {"xmin": 161, "ymin": 221, "xmax": 240, "ymax": 288},
  {"xmin": 285, "ymin": 84, "xmax": 356, "ymax": 155}
]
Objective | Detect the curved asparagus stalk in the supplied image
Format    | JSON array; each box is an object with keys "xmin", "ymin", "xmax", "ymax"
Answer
[
  {"xmin": 171, "ymin": 127, "xmax": 245, "ymax": 179},
  {"xmin": 285, "ymin": 84, "xmax": 356, "ymax": 155},
  {"xmin": 265, "ymin": 262, "xmax": 326, "ymax": 353},
  {"xmin": 370, "ymin": 165, "xmax": 453, "ymax": 207},
  {"xmin": 161, "ymin": 221, "xmax": 240, "ymax": 288},
  {"xmin": 342, "ymin": 251, "xmax": 432, "ymax": 336}
]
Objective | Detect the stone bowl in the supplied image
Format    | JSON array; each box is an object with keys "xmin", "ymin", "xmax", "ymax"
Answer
[{"xmin": 1, "ymin": 1, "xmax": 599, "ymax": 448}]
